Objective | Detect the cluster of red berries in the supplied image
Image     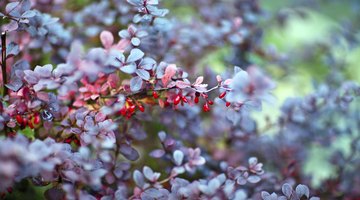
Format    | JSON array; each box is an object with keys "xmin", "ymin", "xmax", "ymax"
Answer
[
  {"xmin": 0, "ymin": 187, "xmax": 12, "ymax": 199},
  {"xmin": 64, "ymin": 135, "xmax": 81, "ymax": 146},
  {"xmin": 166, "ymin": 90, "xmax": 231, "ymax": 112},
  {"xmin": 195, "ymin": 91, "xmax": 230, "ymax": 112},
  {"xmin": 119, "ymin": 98, "xmax": 145, "ymax": 119},
  {"xmin": 15, "ymin": 112, "xmax": 41, "ymax": 129},
  {"xmin": 172, "ymin": 93, "xmax": 189, "ymax": 106},
  {"xmin": 118, "ymin": 89, "xmax": 233, "ymax": 118}
]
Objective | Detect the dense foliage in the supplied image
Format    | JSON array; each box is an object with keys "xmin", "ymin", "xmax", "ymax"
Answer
[{"xmin": 0, "ymin": 0, "xmax": 359, "ymax": 199}]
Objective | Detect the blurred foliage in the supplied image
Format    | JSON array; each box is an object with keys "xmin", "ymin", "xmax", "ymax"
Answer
[
  {"xmin": 6, "ymin": 0, "xmax": 359, "ymax": 197},
  {"xmin": 180, "ymin": 0, "xmax": 360, "ymax": 189},
  {"xmin": 4, "ymin": 179, "xmax": 51, "ymax": 200}
]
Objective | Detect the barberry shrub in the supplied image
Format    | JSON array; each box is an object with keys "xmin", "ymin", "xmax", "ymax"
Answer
[{"xmin": 0, "ymin": 0, "xmax": 359, "ymax": 199}]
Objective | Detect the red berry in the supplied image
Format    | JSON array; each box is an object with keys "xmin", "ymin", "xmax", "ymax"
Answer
[
  {"xmin": 22, "ymin": 118, "xmax": 28, "ymax": 128},
  {"xmin": 7, "ymin": 132, "xmax": 16, "ymax": 138},
  {"xmin": 127, "ymin": 101, "xmax": 134, "ymax": 106},
  {"xmin": 207, "ymin": 100, "xmax": 214, "ymax": 105},
  {"xmin": 226, "ymin": 102, "xmax": 231, "ymax": 107},
  {"xmin": 64, "ymin": 138, "xmax": 72, "ymax": 144},
  {"xmin": 182, "ymin": 96, "xmax": 188, "ymax": 103},
  {"xmin": 174, "ymin": 95, "xmax": 181, "ymax": 105},
  {"xmin": 219, "ymin": 91, "xmax": 226, "ymax": 99},
  {"xmin": 203, "ymin": 103, "xmax": 210, "ymax": 112},
  {"xmin": 95, "ymin": 194, "xmax": 103, "ymax": 200},
  {"xmin": 73, "ymin": 138, "xmax": 80, "ymax": 146},
  {"xmin": 28, "ymin": 120, "xmax": 34, "ymax": 129},
  {"xmin": 16, "ymin": 115, "xmax": 23, "ymax": 124},
  {"xmin": 120, "ymin": 107, "xmax": 127, "ymax": 116},
  {"xmin": 194, "ymin": 96, "xmax": 199, "ymax": 104},
  {"xmin": 138, "ymin": 104, "xmax": 145, "ymax": 112},
  {"xmin": 33, "ymin": 113, "xmax": 41, "ymax": 124},
  {"xmin": 153, "ymin": 91, "xmax": 159, "ymax": 99},
  {"xmin": 128, "ymin": 105, "xmax": 136, "ymax": 113}
]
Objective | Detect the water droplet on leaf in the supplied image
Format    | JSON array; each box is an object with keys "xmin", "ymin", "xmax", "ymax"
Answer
[{"xmin": 41, "ymin": 110, "xmax": 53, "ymax": 121}]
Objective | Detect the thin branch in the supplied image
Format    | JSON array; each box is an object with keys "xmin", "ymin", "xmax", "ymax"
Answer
[
  {"xmin": 101, "ymin": 83, "xmax": 231, "ymax": 100},
  {"xmin": 101, "ymin": 86, "xmax": 176, "ymax": 99},
  {"xmin": 189, "ymin": 84, "xmax": 232, "ymax": 94},
  {"xmin": 1, "ymin": 31, "xmax": 7, "ymax": 97}
]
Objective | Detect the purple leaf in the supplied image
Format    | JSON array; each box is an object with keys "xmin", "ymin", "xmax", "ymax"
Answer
[
  {"xmin": 127, "ymin": 48, "xmax": 144, "ymax": 63},
  {"xmin": 100, "ymin": 30, "xmax": 114, "ymax": 49},
  {"xmin": 21, "ymin": 10, "xmax": 36, "ymax": 18},
  {"xmin": 172, "ymin": 166, "xmax": 185, "ymax": 175},
  {"xmin": 20, "ymin": 0, "xmax": 31, "ymax": 12},
  {"xmin": 135, "ymin": 69, "xmax": 150, "ymax": 81},
  {"xmin": 143, "ymin": 166, "xmax": 154, "ymax": 181},
  {"xmin": 131, "ymin": 37, "xmax": 141, "ymax": 46},
  {"xmin": 119, "ymin": 144, "xmax": 139, "ymax": 161},
  {"xmin": 53, "ymin": 63, "xmax": 73, "ymax": 78},
  {"xmin": 6, "ymin": 42, "xmax": 20, "ymax": 58},
  {"xmin": 6, "ymin": 2, "xmax": 20, "ymax": 13},
  {"xmin": 141, "ymin": 188, "xmax": 169, "ymax": 199},
  {"xmin": 194, "ymin": 76, "xmax": 204, "ymax": 85},
  {"xmin": 127, "ymin": 0, "xmax": 142, "ymax": 6},
  {"xmin": 24, "ymin": 70, "xmax": 39, "ymax": 84},
  {"xmin": 5, "ymin": 79, "xmax": 23, "ymax": 92},
  {"xmin": 139, "ymin": 57, "xmax": 156, "ymax": 70},
  {"xmin": 143, "ymin": 166, "xmax": 160, "ymax": 182},
  {"xmin": 149, "ymin": 149, "xmax": 165, "ymax": 158},
  {"xmin": 133, "ymin": 170, "xmax": 145, "ymax": 188},
  {"xmin": 147, "ymin": 0, "xmax": 159, "ymax": 5},
  {"xmin": 3, "ymin": 21, "xmax": 19, "ymax": 32},
  {"xmin": 130, "ymin": 76, "xmax": 143, "ymax": 92},
  {"xmin": 261, "ymin": 192, "xmax": 278, "ymax": 200},
  {"xmin": 34, "ymin": 64, "xmax": 53, "ymax": 78},
  {"xmin": 120, "ymin": 63, "xmax": 136, "ymax": 74},
  {"xmin": 158, "ymin": 131, "xmax": 166, "ymax": 142},
  {"xmin": 173, "ymin": 150, "xmax": 184, "ymax": 166},
  {"xmin": 162, "ymin": 64, "xmax": 177, "ymax": 86},
  {"xmin": 136, "ymin": 30, "xmax": 148, "ymax": 38},
  {"xmin": 175, "ymin": 80, "xmax": 191, "ymax": 89},
  {"xmin": 118, "ymin": 30, "xmax": 130, "ymax": 39},
  {"xmin": 5, "ymin": 60, "xmax": 29, "ymax": 92},
  {"xmin": 133, "ymin": 14, "xmax": 143, "ymax": 23},
  {"xmin": 247, "ymin": 175, "xmax": 261, "ymax": 183},
  {"xmin": 295, "ymin": 184, "xmax": 309, "ymax": 199},
  {"xmin": 282, "ymin": 183, "xmax": 293, "ymax": 198},
  {"xmin": 249, "ymin": 157, "xmax": 258, "ymax": 167}
]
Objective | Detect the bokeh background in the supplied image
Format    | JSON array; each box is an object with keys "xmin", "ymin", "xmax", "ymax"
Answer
[{"xmin": 2, "ymin": 0, "xmax": 359, "ymax": 199}]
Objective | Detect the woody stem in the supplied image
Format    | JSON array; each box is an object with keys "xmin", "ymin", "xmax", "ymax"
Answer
[{"xmin": 1, "ymin": 32, "xmax": 7, "ymax": 97}]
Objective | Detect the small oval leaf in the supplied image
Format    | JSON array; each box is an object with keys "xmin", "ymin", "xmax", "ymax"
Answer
[
  {"xmin": 100, "ymin": 30, "xmax": 114, "ymax": 49},
  {"xmin": 127, "ymin": 48, "xmax": 144, "ymax": 63},
  {"xmin": 136, "ymin": 69, "xmax": 150, "ymax": 81},
  {"xmin": 173, "ymin": 150, "xmax": 184, "ymax": 166},
  {"xmin": 21, "ymin": 10, "xmax": 36, "ymax": 18},
  {"xmin": 130, "ymin": 76, "xmax": 143, "ymax": 92}
]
